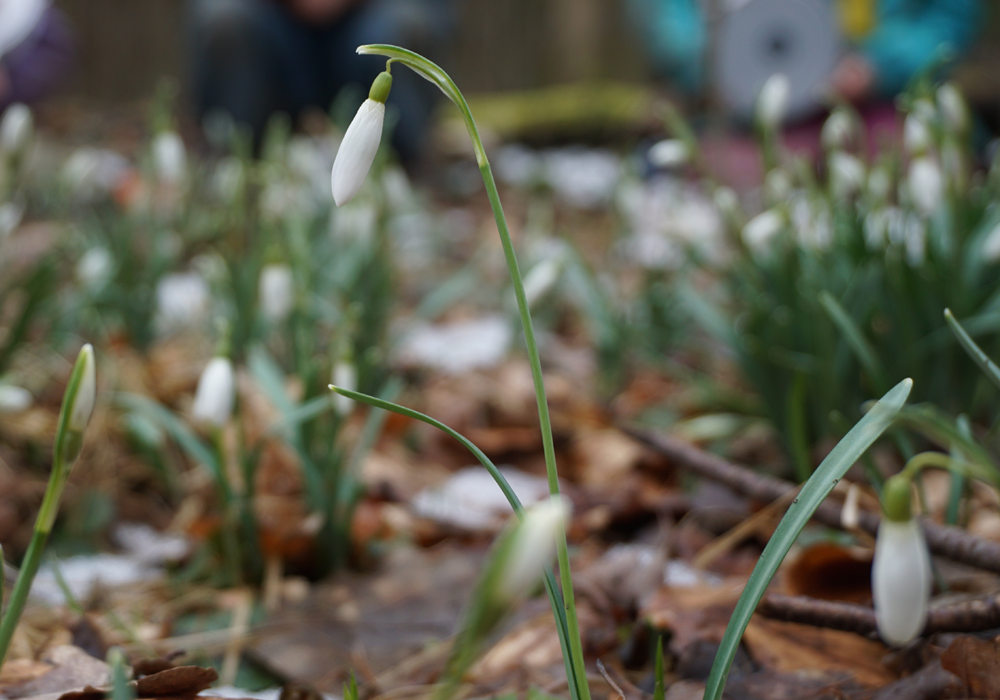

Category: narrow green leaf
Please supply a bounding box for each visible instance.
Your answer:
[703,378,912,700]
[819,291,887,392]
[329,385,582,700]
[944,308,1000,392]
[653,636,665,700]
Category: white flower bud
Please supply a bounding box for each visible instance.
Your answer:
[496,496,570,604]
[76,247,115,290]
[908,157,943,217]
[331,361,357,416]
[192,357,235,427]
[331,99,386,206]
[156,272,209,330]
[983,220,1000,262]
[0,385,32,413]
[522,257,562,308]
[821,110,854,151]
[648,139,690,168]
[903,114,932,156]
[0,103,33,159]
[756,74,790,130]
[259,264,295,322]
[872,517,931,645]
[742,209,784,255]
[937,83,968,135]
[152,131,188,186]
[764,169,792,203]
[829,151,866,199]
[68,344,96,433]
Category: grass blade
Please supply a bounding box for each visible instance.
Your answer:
[819,291,887,392]
[703,378,912,700]
[944,308,1000,392]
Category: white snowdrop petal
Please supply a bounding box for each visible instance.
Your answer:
[497,496,570,603]
[68,345,96,433]
[757,74,790,129]
[908,157,943,217]
[648,139,689,168]
[872,518,931,646]
[192,357,235,427]
[259,264,295,322]
[332,362,357,416]
[331,100,385,206]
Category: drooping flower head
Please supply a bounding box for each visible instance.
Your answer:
[331,70,393,206]
[872,474,931,646]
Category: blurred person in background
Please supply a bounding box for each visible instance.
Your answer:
[628,0,982,108]
[188,0,452,161]
[0,0,74,111]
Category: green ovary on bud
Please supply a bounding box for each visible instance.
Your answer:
[368,71,393,104]
[882,473,912,522]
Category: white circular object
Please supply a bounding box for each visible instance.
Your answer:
[0,0,48,58]
[715,0,841,123]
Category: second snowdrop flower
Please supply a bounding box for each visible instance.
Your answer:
[756,74,790,131]
[872,474,931,646]
[192,357,235,428]
[331,70,392,206]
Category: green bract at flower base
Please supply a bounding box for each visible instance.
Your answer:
[0,344,97,666]
[347,44,590,700]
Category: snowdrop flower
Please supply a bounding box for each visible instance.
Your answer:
[764,169,792,204]
[0,385,32,413]
[872,474,931,646]
[0,103,32,159]
[156,272,209,330]
[756,74,790,130]
[908,157,943,217]
[496,496,570,604]
[192,357,235,427]
[0,200,23,240]
[904,213,926,266]
[742,209,784,255]
[821,109,854,151]
[76,247,115,290]
[648,139,690,168]
[331,71,392,206]
[212,157,245,204]
[522,257,562,308]
[258,263,295,322]
[713,186,740,219]
[937,83,968,136]
[829,151,866,199]
[152,131,187,186]
[67,344,97,434]
[331,360,357,416]
[903,114,933,156]
[983,220,1000,262]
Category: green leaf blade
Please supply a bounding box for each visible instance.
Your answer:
[703,377,912,700]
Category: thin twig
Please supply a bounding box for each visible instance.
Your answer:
[624,426,1000,574]
[596,660,625,700]
[758,592,1000,637]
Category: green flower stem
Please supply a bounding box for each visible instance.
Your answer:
[0,454,68,665]
[357,43,591,700]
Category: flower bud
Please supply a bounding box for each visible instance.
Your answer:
[152,131,187,186]
[872,475,930,646]
[0,103,33,160]
[756,74,790,130]
[648,139,690,168]
[903,114,932,156]
[821,110,854,151]
[829,151,866,199]
[331,72,392,207]
[0,385,32,413]
[496,496,570,604]
[192,357,235,428]
[68,345,97,434]
[331,361,357,416]
[907,157,943,217]
[77,247,115,290]
[936,83,968,136]
[742,209,784,255]
[259,263,295,322]
[522,257,562,309]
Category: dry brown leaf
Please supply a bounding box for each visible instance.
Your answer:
[742,617,894,687]
[940,635,1000,699]
[784,542,873,603]
[571,428,645,489]
[6,646,109,700]
[135,666,219,697]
